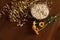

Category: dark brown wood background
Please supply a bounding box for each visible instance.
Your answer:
[0,0,60,40]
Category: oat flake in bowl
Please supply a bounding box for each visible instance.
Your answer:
[31,3,49,20]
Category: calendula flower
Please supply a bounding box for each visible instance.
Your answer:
[33,21,36,25]
[32,21,39,35]
[39,22,45,27]
[32,25,39,35]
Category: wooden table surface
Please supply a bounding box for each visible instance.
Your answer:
[0,0,60,40]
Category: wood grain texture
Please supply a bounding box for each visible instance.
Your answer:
[0,0,60,40]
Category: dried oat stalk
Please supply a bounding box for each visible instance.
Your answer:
[0,0,39,27]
